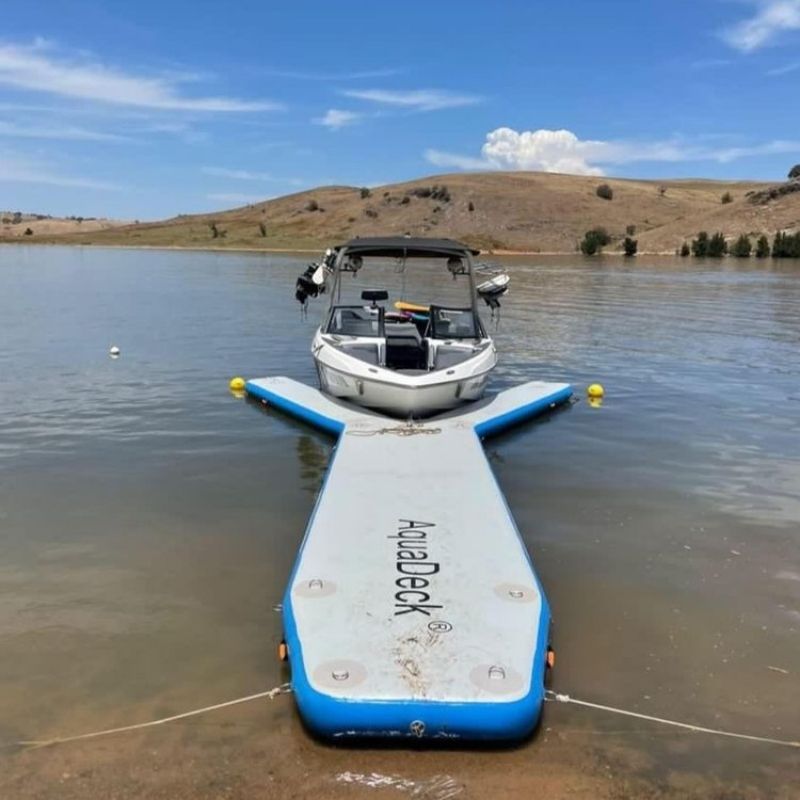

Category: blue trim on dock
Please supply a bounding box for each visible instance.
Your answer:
[245,380,345,436]
[474,384,573,439]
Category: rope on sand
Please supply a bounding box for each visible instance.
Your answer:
[10,683,292,750]
[544,690,800,749]
[8,683,798,750]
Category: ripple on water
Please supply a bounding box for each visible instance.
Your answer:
[0,247,798,796]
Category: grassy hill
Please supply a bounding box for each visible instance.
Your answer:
[7,171,800,254]
[1,212,125,238]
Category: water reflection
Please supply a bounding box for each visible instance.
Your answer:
[295,434,330,494]
[0,246,798,798]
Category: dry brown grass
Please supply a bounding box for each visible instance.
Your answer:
[0,213,126,238]
[7,171,800,254]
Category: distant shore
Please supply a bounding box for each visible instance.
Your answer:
[0,240,685,258]
[5,169,797,256]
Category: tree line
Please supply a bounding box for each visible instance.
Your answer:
[680,231,800,258]
[579,227,800,258]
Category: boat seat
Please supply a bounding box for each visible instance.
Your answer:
[385,323,427,370]
[385,322,421,341]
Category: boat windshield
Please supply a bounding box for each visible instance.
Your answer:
[428,306,482,339]
[329,252,476,311]
[326,305,384,337]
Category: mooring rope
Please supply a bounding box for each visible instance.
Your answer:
[348,425,442,437]
[7,683,798,751]
[10,683,291,750]
[544,690,800,749]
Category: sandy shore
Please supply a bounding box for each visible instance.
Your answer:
[4,692,792,800]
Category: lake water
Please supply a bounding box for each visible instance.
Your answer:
[0,245,798,799]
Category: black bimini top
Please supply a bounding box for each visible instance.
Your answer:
[336,236,480,258]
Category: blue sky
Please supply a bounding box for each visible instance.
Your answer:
[2,0,800,219]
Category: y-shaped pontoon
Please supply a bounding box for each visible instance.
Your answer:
[246,376,572,740]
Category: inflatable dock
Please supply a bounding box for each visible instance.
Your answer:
[246,376,572,741]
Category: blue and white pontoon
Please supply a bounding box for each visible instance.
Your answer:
[246,376,572,741]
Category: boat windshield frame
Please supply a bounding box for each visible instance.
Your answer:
[326,238,482,319]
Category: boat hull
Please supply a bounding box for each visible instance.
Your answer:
[312,328,497,417]
[315,360,492,417]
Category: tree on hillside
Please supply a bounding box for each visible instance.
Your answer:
[731,234,751,257]
[596,183,613,200]
[691,231,710,257]
[772,231,800,258]
[623,236,638,256]
[721,191,733,204]
[680,242,690,257]
[209,222,220,238]
[258,222,267,237]
[789,164,800,180]
[360,187,371,199]
[708,232,728,257]
[755,235,770,258]
[431,184,451,202]
[580,227,611,255]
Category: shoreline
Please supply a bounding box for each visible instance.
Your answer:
[0,240,686,258]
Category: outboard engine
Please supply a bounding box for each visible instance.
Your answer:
[295,248,336,307]
[295,264,320,306]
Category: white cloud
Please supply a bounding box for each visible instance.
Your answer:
[482,128,606,175]
[0,154,117,189]
[314,108,363,129]
[262,68,400,81]
[766,60,800,74]
[689,58,732,70]
[202,166,274,181]
[207,192,270,205]
[722,0,800,52]
[425,149,496,171]
[203,166,305,186]
[0,40,281,112]
[340,88,481,111]
[425,127,800,176]
[704,139,800,163]
[0,120,133,142]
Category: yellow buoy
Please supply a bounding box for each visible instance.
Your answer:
[229,376,246,392]
[587,383,604,399]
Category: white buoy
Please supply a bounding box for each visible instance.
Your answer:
[109,345,120,357]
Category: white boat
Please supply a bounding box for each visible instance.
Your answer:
[309,237,497,418]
